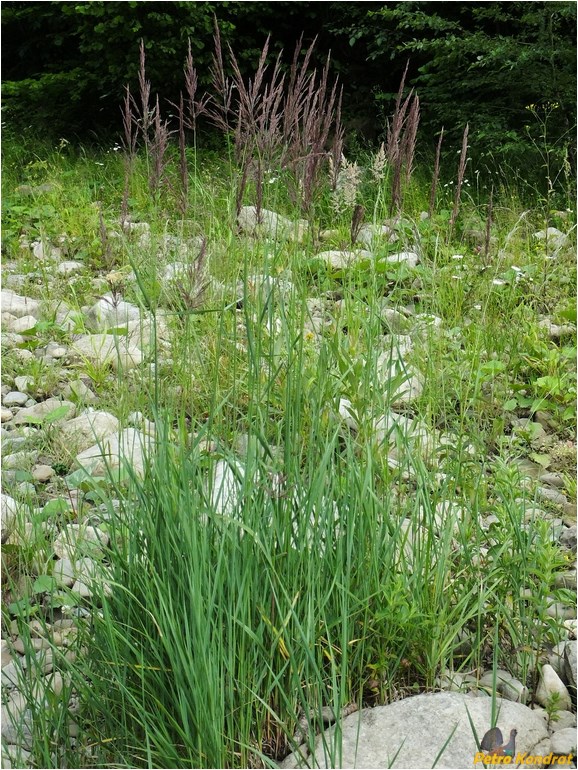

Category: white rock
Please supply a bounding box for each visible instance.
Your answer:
[210,459,244,516]
[52,558,78,588]
[376,351,424,405]
[550,710,576,730]
[61,379,97,403]
[280,691,548,769]
[76,428,152,479]
[1,333,25,348]
[338,399,358,432]
[11,348,34,363]
[534,227,567,249]
[0,290,40,318]
[70,334,142,370]
[536,486,568,506]
[237,206,308,242]
[3,392,29,407]
[384,251,419,268]
[355,223,396,248]
[550,728,577,756]
[0,408,13,423]
[46,342,67,358]
[379,307,411,334]
[2,450,39,469]
[535,664,572,711]
[549,641,568,678]
[4,314,37,333]
[314,250,372,270]
[12,398,75,426]
[13,376,34,393]
[60,410,120,452]
[1,691,34,749]
[85,295,142,331]
[56,261,84,276]
[1,495,19,541]
[564,640,576,690]
[53,524,108,561]
[31,464,55,482]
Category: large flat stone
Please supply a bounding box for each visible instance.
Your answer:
[280,692,548,769]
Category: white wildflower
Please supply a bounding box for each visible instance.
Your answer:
[371,142,387,183]
[331,154,362,215]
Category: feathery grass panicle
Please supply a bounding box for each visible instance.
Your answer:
[371,142,387,183]
[450,122,469,228]
[331,154,362,215]
[429,127,444,218]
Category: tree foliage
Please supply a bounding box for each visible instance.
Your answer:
[342,2,576,162]
[2,0,576,172]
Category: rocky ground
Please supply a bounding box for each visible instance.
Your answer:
[1,206,576,768]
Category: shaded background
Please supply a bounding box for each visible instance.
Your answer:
[2,1,576,168]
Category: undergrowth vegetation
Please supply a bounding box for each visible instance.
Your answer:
[1,32,576,770]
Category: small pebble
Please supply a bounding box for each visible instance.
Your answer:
[0,408,13,423]
[536,664,572,710]
[13,376,34,393]
[550,727,577,756]
[551,710,576,730]
[559,526,577,552]
[546,602,575,620]
[538,472,566,488]
[11,637,50,655]
[31,464,55,483]
[2,450,39,469]
[536,486,568,506]
[2,392,28,408]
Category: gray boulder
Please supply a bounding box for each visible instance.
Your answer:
[0,290,40,319]
[280,692,548,769]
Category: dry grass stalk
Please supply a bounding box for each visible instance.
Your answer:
[387,62,421,215]
[428,127,444,217]
[350,204,365,245]
[120,85,138,225]
[178,92,188,216]
[150,94,173,196]
[483,184,494,265]
[137,40,152,152]
[386,61,410,166]
[210,25,286,217]
[402,95,420,185]
[175,237,210,312]
[450,123,469,228]
[184,39,210,134]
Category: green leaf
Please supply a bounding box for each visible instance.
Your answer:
[7,597,39,618]
[43,404,73,424]
[480,360,507,376]
[529,453,551,469]
[40,498,71,520]
[33,574,58,594]
[557,304,577,324]
[503,398,518,411]
[65,467,99,490]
